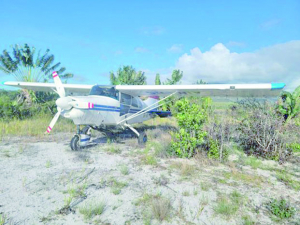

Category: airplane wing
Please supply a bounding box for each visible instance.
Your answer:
[3,81,92,95]
[3,81,285,97]
[116,83,285,97]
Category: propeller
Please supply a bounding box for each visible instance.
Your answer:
[46,107,62,133]
[46,71,95,134]
[45,71,66,133]
[52,71,65,98]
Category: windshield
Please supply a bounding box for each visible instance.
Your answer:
[89,86,119,100]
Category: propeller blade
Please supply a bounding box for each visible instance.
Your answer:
[46,108,62,133]
[69,101,94,109]
[52,71,65,98]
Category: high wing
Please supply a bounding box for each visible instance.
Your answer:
[116,83,285,97]
[3,81,92,95]
[3,81,285,97]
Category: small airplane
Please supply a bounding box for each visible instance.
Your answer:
[4,71,285,150]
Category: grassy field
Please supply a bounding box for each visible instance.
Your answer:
[0,115,74,138]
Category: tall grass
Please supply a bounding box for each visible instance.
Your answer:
[0,115,74,138]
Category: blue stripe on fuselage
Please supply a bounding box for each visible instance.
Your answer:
[86,104,170,115]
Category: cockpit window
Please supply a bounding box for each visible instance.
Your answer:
[120,93,132,105]
[89,86,119,99]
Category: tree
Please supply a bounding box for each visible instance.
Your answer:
[110,65,147,85]
[163,69,183,85]
[155,73,161,85]
[277,85,300,122]
[194,79,207,84]
[0,44,73,82]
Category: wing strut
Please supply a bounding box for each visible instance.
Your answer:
[117,92,177,125]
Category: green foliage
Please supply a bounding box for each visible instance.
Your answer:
[155,73,161,85]
[266,198,295,220]
[287,143,300,153]
[154,69,183,111]
[110,65,146,85]
[170,97,209,158]
[194,79,207,84]
[0,90,56,121]
[277,85,300,122]
[0,44,73,81]
[163,69,183,85]
[206,138,228,160]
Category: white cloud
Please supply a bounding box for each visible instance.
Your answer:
[135,47,149,53]
[175,41,300,90]
[168,44,183,53]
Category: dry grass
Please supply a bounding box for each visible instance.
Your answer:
[79,199,106,220]
[223,170,265,187]
[170,160,198,178]
[151,196,172,221]
[0,115,74,138]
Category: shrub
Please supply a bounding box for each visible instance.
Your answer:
[266,197,295,220]
[170,97,209,158]
[276,85,300,122]
[0,90,56,121]
[202,120,231,161]
[287,143,300,153]
[234,100,293,162]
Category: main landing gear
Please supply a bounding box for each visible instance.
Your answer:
[124,123,147,146]
[70,124,148,151]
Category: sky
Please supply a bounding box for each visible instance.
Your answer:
[0,0,299,90]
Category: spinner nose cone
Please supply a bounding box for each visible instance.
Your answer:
[56,97,72,110]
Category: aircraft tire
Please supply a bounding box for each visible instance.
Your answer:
[70,135,81,151]
[138,132,147,145]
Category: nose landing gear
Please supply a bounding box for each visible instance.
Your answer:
[70,125,92,151]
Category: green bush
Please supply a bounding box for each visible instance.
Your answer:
[205,138,228,160]
[277,85,300,122]
[170,97,210,158]
[287,143,300,153]
[0,90,56,121]
[266,197,295,220]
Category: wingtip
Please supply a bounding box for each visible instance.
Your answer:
[271,83,285,90]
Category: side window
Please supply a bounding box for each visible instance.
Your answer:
[121,93,132,105]
[137,98,143,108]
[132,97,139,108]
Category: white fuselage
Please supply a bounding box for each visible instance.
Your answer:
[61,95,155,126]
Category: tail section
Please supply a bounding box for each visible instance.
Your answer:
[143,96,171,118]
[143,96,159,110]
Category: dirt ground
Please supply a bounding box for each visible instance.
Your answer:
[0,132,299,225]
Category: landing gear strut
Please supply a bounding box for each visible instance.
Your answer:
[124,123,147,145]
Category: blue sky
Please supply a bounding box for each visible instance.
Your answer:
[0,0,299,89]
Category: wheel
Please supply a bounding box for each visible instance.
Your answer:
[70,135,81,151]
[82,126,91,135]
[138,132,147,145]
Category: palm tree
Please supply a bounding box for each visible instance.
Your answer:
[0,44,73,82]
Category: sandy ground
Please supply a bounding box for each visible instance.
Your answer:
[0,132,299,225]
